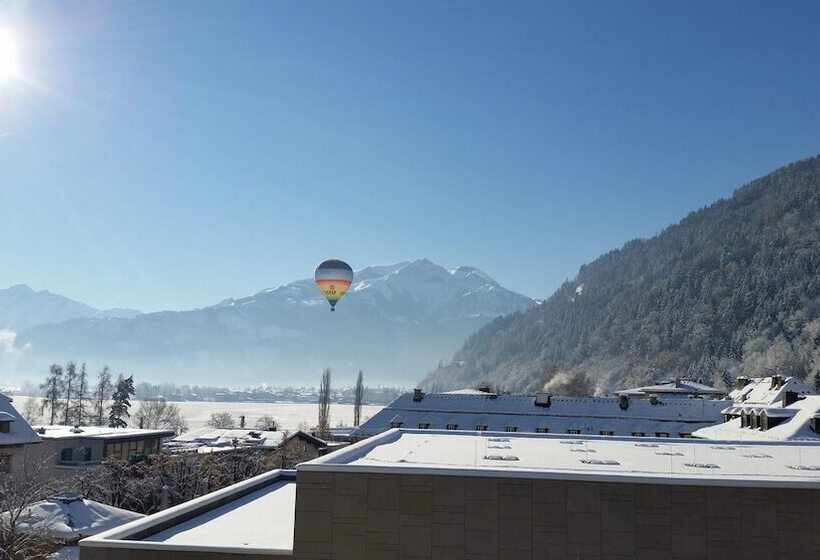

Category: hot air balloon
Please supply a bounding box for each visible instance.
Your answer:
[314,259,354,312]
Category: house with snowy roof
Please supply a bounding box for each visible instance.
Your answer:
[164,427,335,464]
[350,382,732,441]
[0,392,42,476]
[28,425,175,480]
[694,393,820,441]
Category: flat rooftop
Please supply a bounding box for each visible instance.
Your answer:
[34,425,175,440]
[144,479,295,549]
[302,429,820,488]
[80,470,295,557]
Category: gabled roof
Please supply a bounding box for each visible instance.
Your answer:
[693,395,820,441]
[0,393,41,447]
[729,376,815,406]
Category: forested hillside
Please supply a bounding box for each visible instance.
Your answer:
[422,156,820,393]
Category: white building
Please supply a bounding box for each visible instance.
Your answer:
[0,393,42,475]
[351,382,731,440]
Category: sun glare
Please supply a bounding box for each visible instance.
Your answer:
[0,28,20,81]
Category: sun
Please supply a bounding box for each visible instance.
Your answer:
[0,28,20,81]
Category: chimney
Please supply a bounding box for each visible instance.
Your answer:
[413,389,424,402]
[478,385,492,394]
[649,394,659,405]
[535,393,551,407]
[240,415,246,428]
[735,377,751,390]
[619,395,629,410]
[783,391,800,407]
[139,417,144,429]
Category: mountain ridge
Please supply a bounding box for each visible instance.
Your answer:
[422,155,820,394]
[2,260,534,386]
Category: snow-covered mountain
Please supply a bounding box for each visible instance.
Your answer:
[4,261,534,386]
[0,284,141,331]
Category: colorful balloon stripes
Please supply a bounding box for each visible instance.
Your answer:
[314,259,354,311]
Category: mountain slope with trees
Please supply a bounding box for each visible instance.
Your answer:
[422,156,820,393]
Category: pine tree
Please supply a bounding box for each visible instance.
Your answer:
[93,367,113,426]
[353,370,364,427]
[40,364,64,425]
[108,374,135,428]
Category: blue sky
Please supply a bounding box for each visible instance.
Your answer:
[1,1,819,312]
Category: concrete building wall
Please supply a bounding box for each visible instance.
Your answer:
[293,471,820,560]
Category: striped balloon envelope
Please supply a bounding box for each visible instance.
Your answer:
[314,259,354,311]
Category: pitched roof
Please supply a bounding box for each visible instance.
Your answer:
[0,393,41,447]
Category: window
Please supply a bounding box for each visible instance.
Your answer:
[679,433,693,438]
[60,448,73,462]
[631,432,645,437]
[445,424,458,430]
[389,420,403,429]
[655,432,670,438]
[535,427,549,434]
[505,426,518,433]
[0,421,10,434]
[475,425,488,432]
[599,430,614,436]
[567,429,581,435]
[81,447,92,461]
[417,422,430,429]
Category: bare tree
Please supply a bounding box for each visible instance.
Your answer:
[317,368,331,439]
[205,412,235,429]
[0,450,60,559]
[93,367,113,427]
[353,370,364,427]
[254,415,278,431]
[62,361,77,425]
[39,365,63,426]
[20,398,42,425]
[72,362,91,426]
[134,399,188,435]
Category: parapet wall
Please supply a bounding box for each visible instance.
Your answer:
[293,470,819,560]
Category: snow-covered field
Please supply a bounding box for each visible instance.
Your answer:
[12,396,383,432]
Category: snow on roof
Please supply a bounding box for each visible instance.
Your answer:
[351,391,727,439]
[143,480,295,549]
[33,425,175,440]
[81,470,296,555]
[166,427,286,454]
[304,429,820,488]
[0,393,42,447]
[729,376,815,406]
[616,379,726,397]
[10,496,143,540]
[693,396,820,441]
